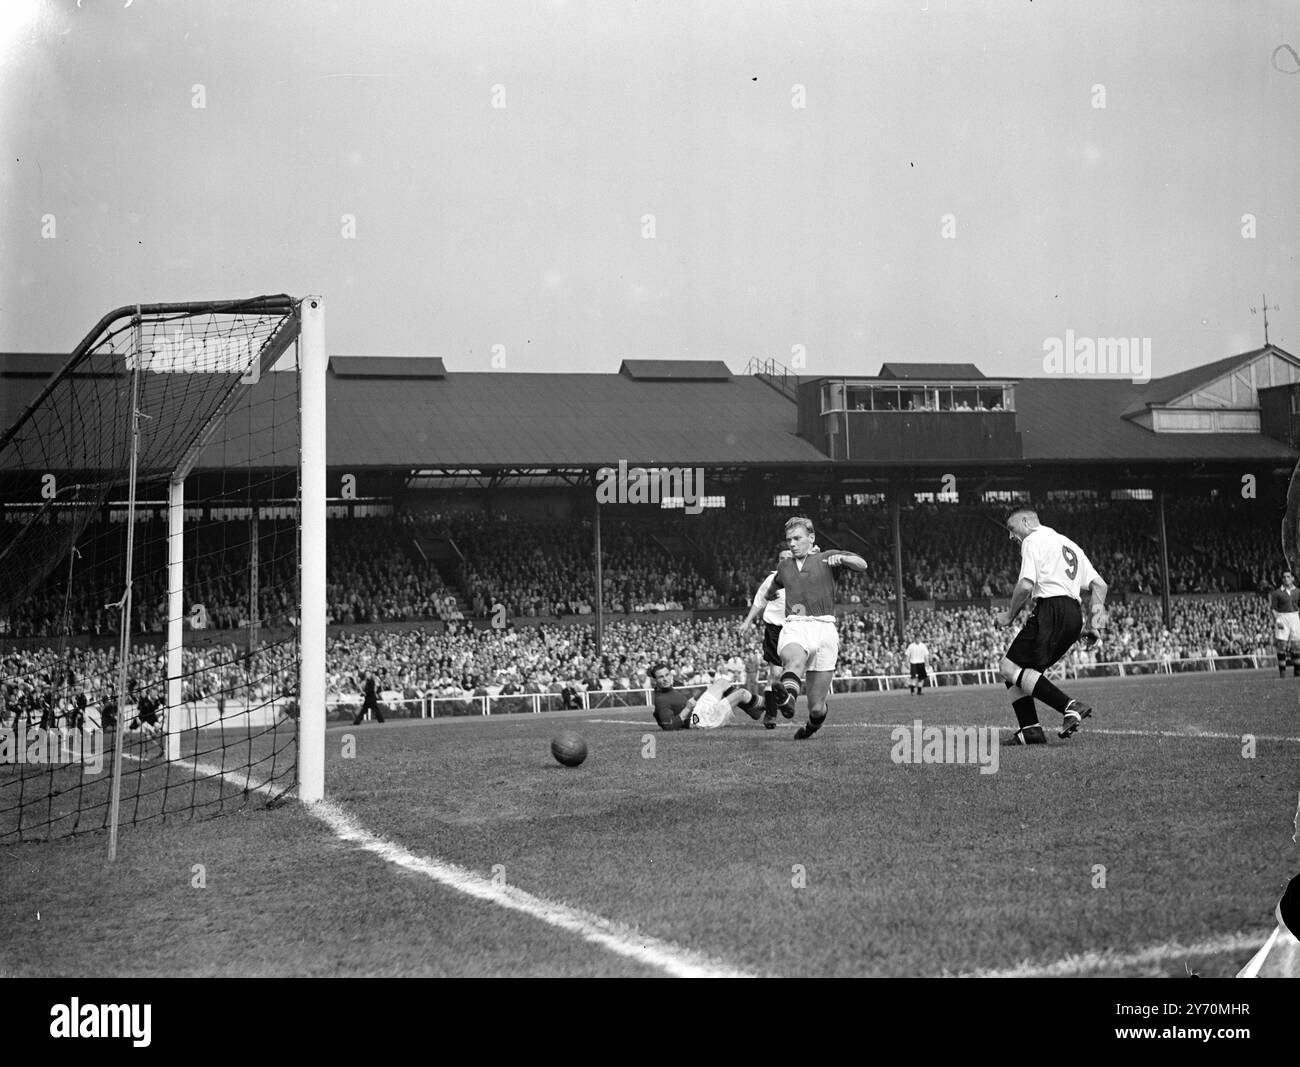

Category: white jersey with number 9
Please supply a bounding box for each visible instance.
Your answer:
[1017,526,1101,602]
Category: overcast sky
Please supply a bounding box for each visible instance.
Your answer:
[2,0,1297,380]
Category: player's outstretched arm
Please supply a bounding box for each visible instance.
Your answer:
[744,574,775,625]
[996,578,1035,626]
[823,552,867,572]
[1085,576,1109,634]
[1088,575,1108,614]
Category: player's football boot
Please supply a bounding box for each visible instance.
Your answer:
[1002,724,1047,746]
[793,714,825,740]
[775,672,803,718]
[1058,700,1092,739]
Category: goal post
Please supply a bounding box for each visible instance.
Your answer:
[298,297,326,803]
[0,294,326,845]
[165,476,184,763]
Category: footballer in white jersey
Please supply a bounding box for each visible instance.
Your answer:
[1014,523,1101,603]
[740,547,799,729]
[996,508,1108,746]
[905,640,929,695]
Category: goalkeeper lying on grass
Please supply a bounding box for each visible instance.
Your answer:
[649,663,763,730]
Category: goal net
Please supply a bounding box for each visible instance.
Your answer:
[0,296,326,846]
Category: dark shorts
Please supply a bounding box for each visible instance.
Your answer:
[909,662,927,681]
[762,622,783,666]
[1006,597,1083,671]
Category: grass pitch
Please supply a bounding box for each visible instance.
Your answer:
[2,672,1296,977]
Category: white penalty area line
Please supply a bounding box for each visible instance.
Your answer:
[848,723,1300,744]
[158,754,758,979]
[586,720,1300,743]
[959,929,1274,978]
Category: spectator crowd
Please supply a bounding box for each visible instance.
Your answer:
[0,495,1290,723]
[2,499,1288,641]
[2,593,1278,727]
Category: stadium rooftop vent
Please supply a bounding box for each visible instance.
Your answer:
[878,363,986,380]
[1118,344,1300,434]
[1121,349,1263,415]
[330,356,446,379]
[619,359,732,381]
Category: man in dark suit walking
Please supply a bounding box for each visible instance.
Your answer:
[353,668,387,726]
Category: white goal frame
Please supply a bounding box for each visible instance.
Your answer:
[157,297,325,802]
[0,295,327,850]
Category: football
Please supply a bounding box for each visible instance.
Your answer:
[551,730,588,768]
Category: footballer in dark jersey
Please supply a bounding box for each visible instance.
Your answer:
[1271,571,1300,678]
[649,662,763,731]
[767,517,867,740]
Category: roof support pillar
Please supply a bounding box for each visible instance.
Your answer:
[1156,488,1172,630]
[890,487,906,644]
[594,497,604,662]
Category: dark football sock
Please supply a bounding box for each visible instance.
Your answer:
[763,688,779,715]
[740,691,764,719]
[803,709,827,735]
[1030,675,1070,714]
[779,671,802,700]
[1012,696,1039,730]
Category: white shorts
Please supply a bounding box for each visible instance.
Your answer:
[691,692,734,730]
[1276,612,1300,644]
[777,615,840,673]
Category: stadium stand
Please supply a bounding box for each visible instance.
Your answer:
[3,345,1298,716]
[2,592,1276,723]
[1,499,1290,639]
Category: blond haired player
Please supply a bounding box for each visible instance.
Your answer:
[1270,571,1300,679]
[996,507,1108,745]
[768,517,867,740]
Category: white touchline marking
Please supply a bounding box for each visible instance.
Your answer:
[311,801,759,978]
[126,738,1279,981]
[958,929,1274,978]
[1080,727,1299,742]
[155,754,758,979]
[850,723,1300,743]
[589,720,1300,742]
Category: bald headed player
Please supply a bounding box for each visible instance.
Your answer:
[768,517,867,740]
[1271,571,1300,679]
[996,507,1108,745]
